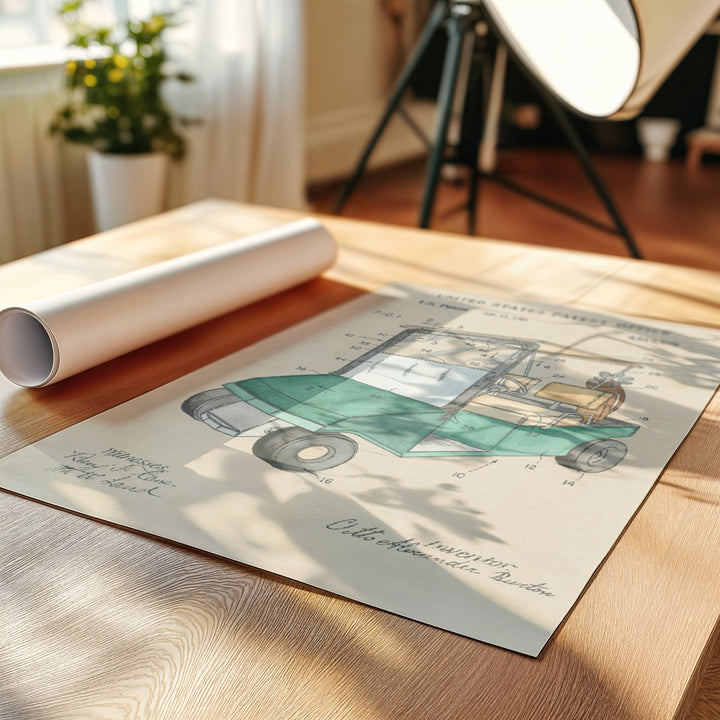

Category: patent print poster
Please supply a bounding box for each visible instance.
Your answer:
[2,285,719,656]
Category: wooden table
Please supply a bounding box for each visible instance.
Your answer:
[1,199,719,720]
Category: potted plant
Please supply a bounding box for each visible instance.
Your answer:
[50,0,193,231]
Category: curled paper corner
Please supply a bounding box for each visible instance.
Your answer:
[0,218,337,388]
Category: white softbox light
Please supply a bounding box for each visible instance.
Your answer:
[483,0,720,119]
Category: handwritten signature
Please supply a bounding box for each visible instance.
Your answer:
[48,448,174,498]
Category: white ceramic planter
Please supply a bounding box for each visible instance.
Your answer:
[636,117,682,163]
[87,151,169,232]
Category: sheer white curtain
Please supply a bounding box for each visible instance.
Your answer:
[169,0,307,211]
[0,0,306,263]
[0,65,72,264]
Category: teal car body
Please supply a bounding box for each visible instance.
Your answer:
[183,328,639,473]
[223,373,637,460]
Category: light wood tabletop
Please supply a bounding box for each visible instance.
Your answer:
[0,199,718,720]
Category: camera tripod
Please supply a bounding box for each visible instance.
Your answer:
[334,0,642,259]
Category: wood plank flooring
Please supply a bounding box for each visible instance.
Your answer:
[309,148,720,272]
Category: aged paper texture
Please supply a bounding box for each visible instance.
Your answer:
[2,285,719,656]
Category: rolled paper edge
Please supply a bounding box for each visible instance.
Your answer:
[0,307,59,387]
[0,219,337,388]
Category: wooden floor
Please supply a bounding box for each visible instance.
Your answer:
[309,148,720,273]
[310,147,720,720]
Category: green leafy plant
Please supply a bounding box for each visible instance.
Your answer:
[50,0,193,158]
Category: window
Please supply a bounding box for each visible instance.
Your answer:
[0,1,181,68]
[0,0,58,47]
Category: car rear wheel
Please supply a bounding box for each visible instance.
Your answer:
[555,438,627,473]
[252,426,358,472]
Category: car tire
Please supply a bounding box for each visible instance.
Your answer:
[181,387,239,420]
[555,438,628,473]
[253,426,358,472]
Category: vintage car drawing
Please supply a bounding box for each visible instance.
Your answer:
[182,328,639,474]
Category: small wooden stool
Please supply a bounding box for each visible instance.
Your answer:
[686,127,720,169]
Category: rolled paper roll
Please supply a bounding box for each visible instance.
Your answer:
[0,218,337,387]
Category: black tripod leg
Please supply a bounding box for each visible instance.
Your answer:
[335,0,447,214]
[540,89,643,259]
[418,11,472,228]
[467,160,480,234]
[466,38,499,235]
